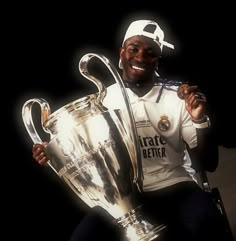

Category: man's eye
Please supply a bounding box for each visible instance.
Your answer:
[150,54,158,58]
[128,47,138,53]
[147,51,157,57]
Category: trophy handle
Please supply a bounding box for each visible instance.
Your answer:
[79,53,143,192]
[79,53,107,104]
[22,98,59,173]
[22,98,51,144]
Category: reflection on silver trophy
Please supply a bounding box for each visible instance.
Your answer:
[22,53,166,241]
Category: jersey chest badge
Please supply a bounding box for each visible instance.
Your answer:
[158,115,171,131]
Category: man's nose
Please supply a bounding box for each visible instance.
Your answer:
[135,50,146,62]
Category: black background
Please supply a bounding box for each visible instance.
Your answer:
[7,2,236,240]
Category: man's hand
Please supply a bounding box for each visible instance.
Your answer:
[177,84,206,121]
[32,142,49,165]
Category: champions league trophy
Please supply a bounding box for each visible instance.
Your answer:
[22,53,166,241]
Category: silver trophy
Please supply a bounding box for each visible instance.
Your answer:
[22,53,166,241]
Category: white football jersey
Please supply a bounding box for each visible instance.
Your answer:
[103,83,197,191]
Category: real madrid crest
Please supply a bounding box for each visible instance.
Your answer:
[158,115,171,131]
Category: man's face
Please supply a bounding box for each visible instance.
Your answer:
[120,35,161,84]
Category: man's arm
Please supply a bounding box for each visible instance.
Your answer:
[187,126,219,172]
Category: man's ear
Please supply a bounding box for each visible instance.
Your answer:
[151,56,159,68]
[157,55,162,63]
[119,47,125,69]
[119,47,124,59]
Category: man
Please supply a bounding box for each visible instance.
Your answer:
[33,19,226,241]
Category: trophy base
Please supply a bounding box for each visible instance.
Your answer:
[117,206,167,241]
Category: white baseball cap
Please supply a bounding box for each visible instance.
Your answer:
[119,20,174,69]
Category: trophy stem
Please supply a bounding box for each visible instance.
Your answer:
[117,206,167,241]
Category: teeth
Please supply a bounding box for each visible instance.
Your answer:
[132,65,145,71]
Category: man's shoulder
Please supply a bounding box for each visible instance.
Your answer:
[107,83,119,90]
[103,83,124,109]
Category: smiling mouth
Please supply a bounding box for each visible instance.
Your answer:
[132,65,145,71]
